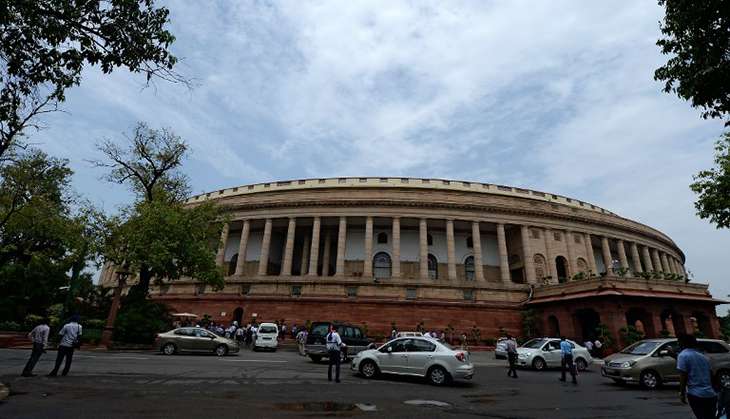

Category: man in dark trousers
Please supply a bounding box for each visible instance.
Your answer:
[559,336,577,384]
[505,334,518,378]
[21,317,50,377]
[326,324,343,383]
[48,314,82,377]
[677,333,717,419]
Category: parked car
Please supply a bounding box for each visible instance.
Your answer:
[351,336,475,386]
[157,327,239,356]
[517,338,592,371]
[305,322,372,363]
[253,322,279,351]
[601,338,730,389]
[494,337,509,359]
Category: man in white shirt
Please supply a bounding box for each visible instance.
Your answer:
[326,325,343,383]
[21,317,50,377]
[48,315,82,377]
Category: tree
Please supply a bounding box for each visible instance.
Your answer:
[655,0,730,125]
[691,132,730,229]
[0,0,184,159]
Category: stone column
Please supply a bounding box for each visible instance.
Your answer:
[234,219,250,276]
[392,217,401,278]
[446,219,457,280]
[471,221,484,281]
[629,242,643,273]
[641,245,654,272]
[281,217,297,276]
[651,249,663,273]
[667,256,676,274]
[308,217,321,276]
[584,233,598,274]
[363,216,374,277]
[521,226,536,284]
[215,222,230,267]
[300,235,310,275]
[601,236,613,274]
[497,223,510,283]
[419,218,429,280]
[322,230,332,277]
[543,228,556,281]
[565,230,577,278]
[258,218,273,275]
[335,216,347,276]
[660,252,670,274]
[616,239,629,271]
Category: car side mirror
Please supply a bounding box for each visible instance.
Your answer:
[387,346,393,353]
[658,350,669,357]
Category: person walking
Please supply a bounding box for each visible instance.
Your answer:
[559,336,577,384]
[296,328,308,356]
[47,315,82,377]
[584,340,594,356]
[593,338,603,358]
[326,325,343,383]
[21,317,50,377]
[677,333,717,419]
[505,334,518,379]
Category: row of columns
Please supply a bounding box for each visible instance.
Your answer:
[217,217,686,282]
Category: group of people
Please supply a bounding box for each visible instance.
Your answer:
[20,315,83,378]
[583,338,604,358]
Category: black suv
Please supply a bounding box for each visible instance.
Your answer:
[304,322,372,362]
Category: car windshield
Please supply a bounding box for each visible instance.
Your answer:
[621,341,661,355]
[259,326,276,334]
[521,339,545,349]
[311,324,329,336]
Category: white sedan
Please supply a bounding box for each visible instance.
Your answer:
[351,336,475,386]
[517,338,592,371]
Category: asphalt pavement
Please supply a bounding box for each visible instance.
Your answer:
[0,347,694,419]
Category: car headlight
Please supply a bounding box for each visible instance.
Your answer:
[618,361,636,368]
[518,353,528,359]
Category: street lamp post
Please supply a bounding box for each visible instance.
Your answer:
[99,267,130,349]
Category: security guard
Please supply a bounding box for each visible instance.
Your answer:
[326,325,343,382]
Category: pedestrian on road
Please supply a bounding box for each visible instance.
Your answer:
[21,317,50,377]
[326,325,343,383]
[296,328,308,356]
[47,314,82,377]
[593,338,603,358]
[584,340,593,355]
[559,336,577,384]
[505,334,518,379]
[677,333,717,419]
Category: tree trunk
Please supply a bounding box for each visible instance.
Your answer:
[128,265,152,302]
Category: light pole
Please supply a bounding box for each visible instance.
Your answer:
[100,266,130,349]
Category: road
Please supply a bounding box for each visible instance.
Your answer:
[0,347,693,419]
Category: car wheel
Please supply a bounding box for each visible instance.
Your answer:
[162,343,176,355]
[532,357,546,371]
[640,370,661,390]
[575,358,588,371]
[309,355,322,363]
[360,360,378,379]
[717,370,730,388]
[427,365,450,386]
[215,344,228,357]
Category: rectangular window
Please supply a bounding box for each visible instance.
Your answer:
[554,231,562,241]
[346,286,358,298]
[380,178,389,182]
[442,180,450,185]
[241,284,251,295]
[338,178,347,184]
[277,181,291,186]
[319,179,326,184]
[298,179,306,184]
[359,178,368,182]
[401,178,409,183]
[574,234,582,244]
[291,285,302,297]
[463,289,474,301]
[462,182,471,187]
[530,229,540,239]
[406,288,417,300]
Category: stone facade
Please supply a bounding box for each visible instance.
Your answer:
[101,177,721,347]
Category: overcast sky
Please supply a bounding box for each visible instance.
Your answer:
[32,1,729,309]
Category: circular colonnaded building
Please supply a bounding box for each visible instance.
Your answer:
[102,177,723,344]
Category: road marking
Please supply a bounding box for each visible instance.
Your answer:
[219,359,288,363]
[108,357,150,360]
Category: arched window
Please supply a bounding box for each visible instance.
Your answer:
[373,252,392,279]
[464,256,475,281]
[427,254,438,279]
[228,253,239,276]
[466,236,473,248]
[427,234,433,246]
[377,232,388,244]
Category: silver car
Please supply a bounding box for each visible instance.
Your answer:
[351,336,475,386]
[517,338,592,371]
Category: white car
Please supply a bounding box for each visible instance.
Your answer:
[351,336,475,386]
[253,323,279,351]
[517,338,592,371]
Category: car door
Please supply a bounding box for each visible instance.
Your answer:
[377,339,409,374]
[543,340,563,367]
[193,328,216,351]
[405,338,437,376]
[698,341,730,374]
[654,341,680,382]
[174,328,197,351]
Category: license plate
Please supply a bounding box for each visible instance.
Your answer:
[263,337,271,340]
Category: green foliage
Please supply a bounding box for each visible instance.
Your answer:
[615,267,630,277]
[521,309,540,339]
[655,0,730,124]
[0,321,22,331]
[637,271,653,280]
[595,323,615,350]
[691,133,730,229]
[571,272,587,281]
[114,298,171,344]
[0,1,182,158]
[620,325,645,345]
[659,329,672,338]
[81,328,102,346]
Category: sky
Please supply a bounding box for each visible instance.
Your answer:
[29,1,729,309]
